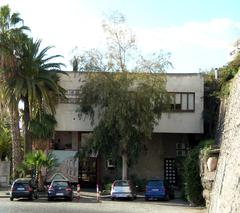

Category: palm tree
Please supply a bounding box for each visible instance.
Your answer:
[29,111,57,151]
[17,150,56,190]
[0,5,29,178]
[9,38,66,154]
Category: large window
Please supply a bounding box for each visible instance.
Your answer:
[170,92,195,112]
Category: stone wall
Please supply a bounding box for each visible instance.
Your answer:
[0,161,10,187]
[208,72,240,213]
[200,148,219,208]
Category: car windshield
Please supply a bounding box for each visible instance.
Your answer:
[14,183,29,188]
[114,181,129,186]
[147,180,163,187]
[52,181,69,188]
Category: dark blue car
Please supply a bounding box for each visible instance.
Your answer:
[145,179,174,201]
[47,179,73,201]
[10,178,38,201]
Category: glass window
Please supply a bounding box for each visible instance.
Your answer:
[188,94,194,110]
[181,94,187,110]
[175,93,181,110]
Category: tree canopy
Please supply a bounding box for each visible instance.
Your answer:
[76,12,171,180]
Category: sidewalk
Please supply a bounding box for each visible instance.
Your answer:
[0,187,107,199]
[0,187,10,198]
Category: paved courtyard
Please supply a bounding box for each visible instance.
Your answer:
[0,196,205,213]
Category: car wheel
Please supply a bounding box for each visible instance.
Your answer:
[10,197,13,201]
[29,194,33,201]
[165,194,170,201]
[34,192,39,199]
[111,197,115,201]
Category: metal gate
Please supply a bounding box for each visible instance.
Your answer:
[164,158,177,186]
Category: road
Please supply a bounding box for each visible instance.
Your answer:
[0,197,205,213]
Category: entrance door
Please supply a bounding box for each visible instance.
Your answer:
[79,157,97,187]
[164,158,177,186]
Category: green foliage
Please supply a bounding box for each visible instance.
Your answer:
[76,13,171,179]
[0,125,11,161]
[183,139,214,206]
[203,71,220,138]
[78,72,170,167]
[17,150,56,181]
[130,174,146,192]
[29,112,57,140]
[216,53,240,98]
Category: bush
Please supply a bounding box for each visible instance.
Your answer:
[130,174,146,193]
[183,139,214,206]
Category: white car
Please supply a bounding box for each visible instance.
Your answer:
[110,180,136,200]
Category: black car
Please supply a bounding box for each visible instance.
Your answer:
[10,178,38,201]
[47,179,73,201]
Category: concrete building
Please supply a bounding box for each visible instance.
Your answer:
[49,72,204,187]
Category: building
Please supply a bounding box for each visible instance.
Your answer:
[48,72,204,187]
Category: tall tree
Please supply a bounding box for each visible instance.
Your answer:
[10,38,66,154]
[77,13,171,180]
[0,5,29,178]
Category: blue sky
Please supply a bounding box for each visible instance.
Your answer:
[1,0,240,72]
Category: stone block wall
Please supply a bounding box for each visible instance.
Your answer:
[208,72,240,213]
[0,161,10,187]
[200,148,219,208]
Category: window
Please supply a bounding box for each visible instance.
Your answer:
[176,142,189,157]
[169,92,195,112]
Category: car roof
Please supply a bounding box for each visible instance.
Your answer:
[14,178,32,183]
[51,179,69,182]
[147,179,164,182]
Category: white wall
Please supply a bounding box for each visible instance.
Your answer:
[55,72,203,134]
[154,74,204,133]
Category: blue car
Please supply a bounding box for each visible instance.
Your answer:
[47,179,73,201]
[145,179,174,201]
[10,178,38,201]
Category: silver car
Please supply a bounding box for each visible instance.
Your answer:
[110,180,136,200]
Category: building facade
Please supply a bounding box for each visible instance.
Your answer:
[49,72,204,187]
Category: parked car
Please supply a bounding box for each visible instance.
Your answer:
[145,179,174,201]
[47,179,73,201]
[10,178,38,201]
[110,180,136,200]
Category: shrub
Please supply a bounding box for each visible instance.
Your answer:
[183,139,214,206]
[130,174,146,192]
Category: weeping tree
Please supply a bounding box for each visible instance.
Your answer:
[76,12,171,180]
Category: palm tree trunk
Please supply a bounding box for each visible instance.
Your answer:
[9,103,22,179]
[23,98,32,155]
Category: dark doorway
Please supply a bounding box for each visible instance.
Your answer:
[79,157,97,188]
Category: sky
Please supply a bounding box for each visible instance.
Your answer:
[1,0,240,73]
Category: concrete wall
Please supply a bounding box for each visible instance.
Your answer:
[55,72,204,134]
[208,73,240,213]
[101,133,190,181]
[0,161,10,187]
